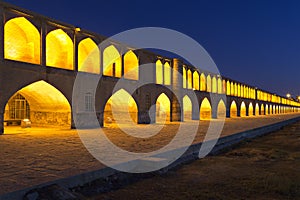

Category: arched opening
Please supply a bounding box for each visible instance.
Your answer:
[78,38,100,74]
[193,71,199,90]
[266,105,269,115]
[217,100,226,119]
[231,82,234,96]
[104,89,138,127]
[270,105,273,114]
[276,106,279,114]
[217,78,222,94]
[156,93,171,123]
[212,76,217,93]
[182,67,187,88]
[4,81,71,130]
[261,104,265,115]
[249,103,254,116]
[183,95,192,120]
[200,98,212,120]
[206,75,212,92]
[230,101,238,118]
[4,17,40,64]
[103,45,122,77]
[255,103,260,116]
[200,73,206,91]
[124,50,139,80]
[226,81,231,95]
[187,70,192,89]
[273,105,276,114]
[240,102,247,117]
[156,60,163,84]
[164,62,171,85]
[46,29,73,70]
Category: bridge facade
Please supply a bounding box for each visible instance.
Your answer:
[0,2,299,134]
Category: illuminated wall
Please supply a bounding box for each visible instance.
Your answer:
[187,70,192,89]
[200,98,211,120]
[261,104,265,115]
[266,105,269,115]
[206,75,211,92]
[104,89,137,126]
[218,78,222,94]
[124,50,139,80]
[4,17,40,64]
[255,103,260,115]
[249,103,254,116]
[182,67,187,88]
[78,38,100,74]
[200,73,206,91]
[226,81,231,95]
[103,45,122,77]
[164,62,171,85]
[156,93,171,123]
[230,101,238,117]
[231,82,234,96]
[240,102,247,117]
[193,71,199,90]
[217,100,226,119]
[156,60,163,84]
[183,95,192,120]
[46,29,73,70]
[212,76,217,93]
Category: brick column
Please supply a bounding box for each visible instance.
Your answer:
[171,58,183,122]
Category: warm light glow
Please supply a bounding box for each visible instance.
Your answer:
[156,60,163,84]
[206,75,212,92]
[156,93,171,123]
[193,71,199,90]
[286,93,291,98]
[217,100,226,119]
[230,101,237,117]
[164,62,171,85]
[182,67,187,88]
[261,104,265,115]
[200,98,212,120]
[249,103,254,116]
[212,76,217,93]
[183,95,192,120]
[226,81,231,95]
[103,45,122,77]
[255,103,260,115]
[231,82,234,96]
[4,17,40,64]
[240,102,247,117]
[46,29,73,70]
[217,78,222,94]
[124,50,139,80]
[200,73,206,91]
[187,70,192,89]
[78,38,100,74]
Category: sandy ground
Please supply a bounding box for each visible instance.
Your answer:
[93,118,300,200]
[0,113,299,195]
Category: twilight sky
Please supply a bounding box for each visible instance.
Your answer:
[5,0,300,97]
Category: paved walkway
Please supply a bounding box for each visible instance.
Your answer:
[0,113,299,195]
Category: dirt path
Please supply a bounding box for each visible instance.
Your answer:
[92,120,300,200]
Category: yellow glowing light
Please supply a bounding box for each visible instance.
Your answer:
[75,27,81,32]
[217,100,226,119]
[4,17,40,64]
[103,45,122,77]
[78,38,100,74]
[230,101,237,117]
[164,62,171,85]
[156,93,171,123]
[200,73,206,91]
[156,60,163,84]
[46,29,73,70]
[206,75,211,92]
[226,81,231,95]
[182,67,187,88]
[240,102,247,117]
[193,71,199,90]
[187,70,192,89]
[212,76,217,93]
[124,50,139,80]
[218,78,222,94]
[261,104,265,115]
[255,103,260,116]
[249,103,254,116]
[183,95,192,120]
[200,98,212,120]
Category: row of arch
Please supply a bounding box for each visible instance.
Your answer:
[4,17,139,80]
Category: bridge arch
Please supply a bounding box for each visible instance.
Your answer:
[212,76,217,93]
[200,97,212,120]
[187,69,192,89]
[155,93,171,123]
[4,17,40,64]
[46,29,73,70]
[4,80,71,131]
[164,62,171,85]
[156,60,163,84]
[183,95,192,120]
[248,102,254,116]
[78,38,100,74]
[206,75,212,92]
[217,99,226,119]
[103,45,122,77]
[124,50,139,80]
[240,101,247,117]
[230,100,238,117]
[193,71,200,90]
[255,103,260,115]
[261,104,265,115]
[200,73,206,91]
[266,104,269,115]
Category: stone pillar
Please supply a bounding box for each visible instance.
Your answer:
[137,92,152,124]
[0,111,3,134]
[97,111,104,127]
[0,6,4,63]
[73,29,79,71]
[171,58,183,122]
[41,21,47,67]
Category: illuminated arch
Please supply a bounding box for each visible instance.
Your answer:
[103,45,122,77]
[217,78,222,94]
[270,105,273,114]
[156,60,163,84]
[206,75,212,92]
[249,103,254,116]
[164,62,171,85]
[212,76,217,93]
[240,102,247,117]
[276,105,279,114]
[223,80,226,94]
[124,50,139,80]
[234,83,238,96]
[104,89,138,126]
[193,71,199,90]
[261,104,265,115]
[78,38,100,74]
[237,84,241,97]
[230,101,238,117]
[266,105,269,115]
[183,95,192,120]
[187,70,192,89]
[217,100,226,119]
[4,17,40,64]
[241,85,244,97]
[182,67,187,88]
[231,82,234,96]
[4,80,71,130]
[46,29,73,70]
[200,98,212,120]
[255,103,260,115]
[226,81,231,95]
[200,73,206,91]
[156,93,171,123]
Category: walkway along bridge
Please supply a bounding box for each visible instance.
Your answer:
[0,2,299,134]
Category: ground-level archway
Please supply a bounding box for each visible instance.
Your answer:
[155,93,171,124]
[230,101,238,118]
[4,80,71,130]
[249,103,254,116]
[183,95,192,121]
[200,98,212,120]
[240,102,247,117]
[217,100,226,119]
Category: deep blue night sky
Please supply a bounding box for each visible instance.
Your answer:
[4,0,300,97]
